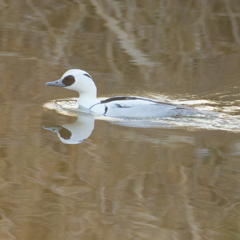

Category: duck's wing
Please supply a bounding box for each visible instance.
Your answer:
[101,96,195,118]
[101,96,176,106]
[101,96,190,109]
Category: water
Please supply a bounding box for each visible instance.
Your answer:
[1,1,240,239]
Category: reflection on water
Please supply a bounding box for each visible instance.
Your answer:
[44,112,95,144]
[1,0,240,239]
[44,97,240,134]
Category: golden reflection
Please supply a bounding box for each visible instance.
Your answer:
[1,0,240,239]
[3,104,240,240]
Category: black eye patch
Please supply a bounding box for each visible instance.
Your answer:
[59,127,72,140]
[83,73,92,79]
[62,75,75,86]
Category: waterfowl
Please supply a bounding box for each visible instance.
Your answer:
[46,69,199,118]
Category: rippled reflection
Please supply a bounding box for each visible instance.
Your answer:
[40,106,240,240]
[1,0,240,239]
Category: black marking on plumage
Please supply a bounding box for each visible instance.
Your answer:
[114,103,131,108]
[59,127,72,140]
[88,96,189,114]
[100,96,178,107]
[62,75,75,86]
[104,106,108,115]
[83,73,92,79]
[101,96,139,103]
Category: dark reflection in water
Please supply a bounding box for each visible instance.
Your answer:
[1,0,240,239]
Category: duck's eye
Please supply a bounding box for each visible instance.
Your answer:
[59,127,71,140]
[62,75,75,86]
[83,73,92,79]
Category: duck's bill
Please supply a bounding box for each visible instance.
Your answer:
[45,80,65,87]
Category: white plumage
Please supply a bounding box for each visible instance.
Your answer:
[46,69,199,118]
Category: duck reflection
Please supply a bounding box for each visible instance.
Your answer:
[43,101,240,145]
[44,113,95,144]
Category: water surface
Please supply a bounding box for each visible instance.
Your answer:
[1,1,240,239]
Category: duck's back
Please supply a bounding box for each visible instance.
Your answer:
[92,97,198,118]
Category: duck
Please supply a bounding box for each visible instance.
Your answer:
[45,69,200,118]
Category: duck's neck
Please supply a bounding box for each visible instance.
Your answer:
[77,92,100,109]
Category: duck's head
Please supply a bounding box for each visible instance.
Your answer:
[46,69,97,95]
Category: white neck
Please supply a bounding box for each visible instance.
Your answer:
[77,92,100,109]
[65,74,100,109]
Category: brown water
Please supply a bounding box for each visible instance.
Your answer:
[1,1,240,239]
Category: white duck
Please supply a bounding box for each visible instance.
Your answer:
[46,69,199,118]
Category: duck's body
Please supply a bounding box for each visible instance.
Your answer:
[89,96,197,118]
[46,69,199,118]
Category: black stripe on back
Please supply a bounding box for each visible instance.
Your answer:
[100,96,175,106]
[101,96,150,103]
